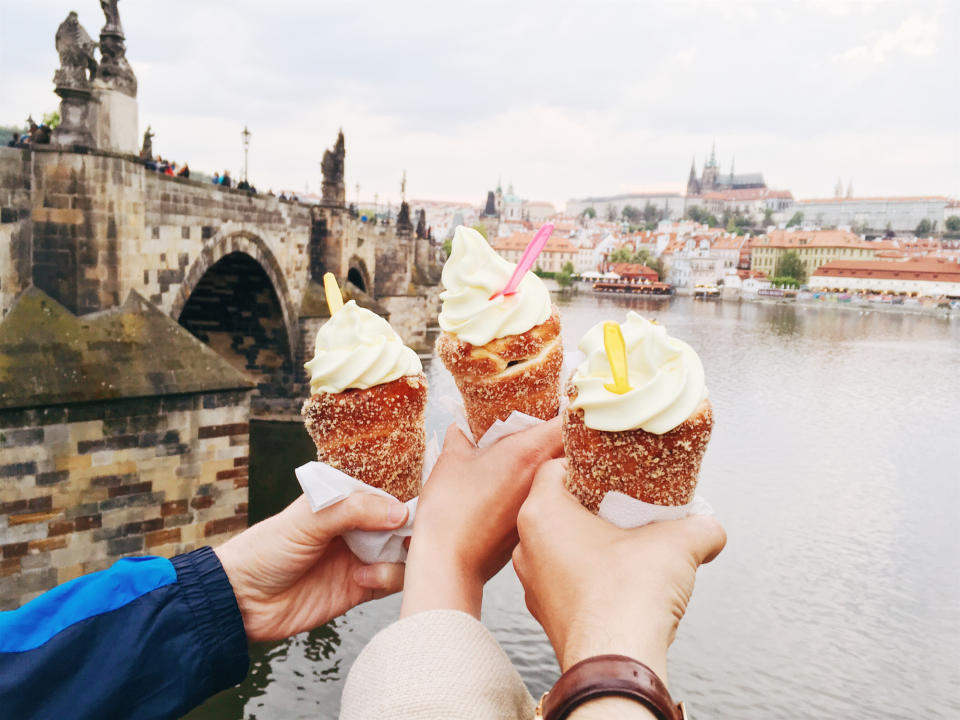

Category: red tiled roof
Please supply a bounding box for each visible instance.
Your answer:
[812,258,960,282]
[493,231,578,254]
[757,230,896,251]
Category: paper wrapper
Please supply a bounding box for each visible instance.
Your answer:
[295,434,440,565]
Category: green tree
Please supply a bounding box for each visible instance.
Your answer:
[557,261,575,289]
[771,276,799,288]
[643,202,662,224]
[606,205,618,222]
[621,205,642,223]
[42,111,60,130]
[946,215,960,232]
[608,247,633,263]
[774,250,807,284]
[582,207,597,219]
[441,237,452,257]
[915,219,933,236]
[726,215,737,233]
[471,223,488,239]
[786,211,803,228]
[762,208,774,227]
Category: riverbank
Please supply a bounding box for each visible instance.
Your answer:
[571,281,957,320]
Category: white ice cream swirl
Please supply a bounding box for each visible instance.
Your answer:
[438,225,551,347]
[305,300,422,394]
[570,312,708,434]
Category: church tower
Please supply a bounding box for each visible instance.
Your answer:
[701,142,719,191]
[686,157,701,196]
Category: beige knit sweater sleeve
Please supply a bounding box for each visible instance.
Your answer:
[339,609,537,719]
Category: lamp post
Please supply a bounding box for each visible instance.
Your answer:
[241,125,251,183]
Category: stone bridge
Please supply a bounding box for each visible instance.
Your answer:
[0,135,442,415]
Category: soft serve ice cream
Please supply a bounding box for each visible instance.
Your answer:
[569,312,707,434]
[305,300,422,394]
[435,225,563,441]
[301,299,427,502]
[562,312,713,510]
[438,226,551,346]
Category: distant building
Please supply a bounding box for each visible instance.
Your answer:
[492,230,579,273]
[686,144,766,196]
[810,257,960,297]
[792,196,950,232]
[751,229,897,279]
[565,193,686,223]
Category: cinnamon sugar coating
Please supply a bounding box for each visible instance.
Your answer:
[562,382,713,511]
[436,306,562,442]
[301,374,427,502]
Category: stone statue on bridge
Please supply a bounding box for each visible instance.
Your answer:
[140,125,154,160]
[97,0,137,97]
[321,130,346,206]
[100,0,123,35]
[54,12,98,90]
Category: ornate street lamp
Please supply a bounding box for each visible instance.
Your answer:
[241,125,251,183]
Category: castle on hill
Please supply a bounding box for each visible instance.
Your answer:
[686,144,767,196]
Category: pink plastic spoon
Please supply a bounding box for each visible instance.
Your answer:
[490,222,555,300]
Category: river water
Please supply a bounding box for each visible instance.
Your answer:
[186,294,960,719]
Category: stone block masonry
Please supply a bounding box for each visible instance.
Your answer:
[0,390,252,610]
[0,287,255,610]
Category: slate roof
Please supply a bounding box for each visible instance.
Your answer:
[0,288,254,410]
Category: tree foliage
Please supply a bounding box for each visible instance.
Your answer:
[606,205,618,222]
[686,205,719,227]
[786,211,804,228]
[556,261,575,289]
[774,250,806,284]
[471,223,488,239]
[441,238,452,257]
[946,215,960,232]
[915,219,934,236]
[770,276,800,288]
[582,207,597,219]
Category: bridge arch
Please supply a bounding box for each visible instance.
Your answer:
[347,256,371,294]
[172,231,299,411]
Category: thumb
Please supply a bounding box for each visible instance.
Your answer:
[287,492,408,544]
[674,514,727,566]
[520,458,596,537]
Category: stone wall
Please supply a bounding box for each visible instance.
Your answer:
[0,389,251,610]
[0,148,34,319]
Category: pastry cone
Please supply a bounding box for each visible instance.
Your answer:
[563,382,713,512]
[436,306,563,442]
[301,373,427,502]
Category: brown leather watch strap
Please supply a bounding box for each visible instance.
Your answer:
[539,655,684,720]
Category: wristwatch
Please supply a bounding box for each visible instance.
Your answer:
[535,655,687,720]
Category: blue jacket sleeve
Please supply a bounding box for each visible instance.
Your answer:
[0,546,249,720]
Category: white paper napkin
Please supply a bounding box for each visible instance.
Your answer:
[295,434,440,564]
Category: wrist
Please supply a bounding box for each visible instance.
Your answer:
[560,633,668,684]
[401,533,485,618]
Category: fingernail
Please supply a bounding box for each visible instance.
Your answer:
[388,503,407,525]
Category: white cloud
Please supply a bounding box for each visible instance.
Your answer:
[1,0,957,205]
[836,15,939,63]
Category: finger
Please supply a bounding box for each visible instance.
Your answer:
[441,422,476,454]
[307,492,408,542]
[353,562,405,593]
[518,459,594,543]
[496,416,564,466]
[677,515,727,566]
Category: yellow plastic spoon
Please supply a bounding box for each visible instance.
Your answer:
[602,321,633,394]
[323,272,344,315]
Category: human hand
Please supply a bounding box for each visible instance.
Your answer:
[512,459,726,683]
[401,418,563,619]
[215,493,408,642]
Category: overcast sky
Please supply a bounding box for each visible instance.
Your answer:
[2,0,957,209]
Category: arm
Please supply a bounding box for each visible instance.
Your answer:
[342,419,564,720]
[513,460,726,720]
[0,491,408,718]
[0,547,246,720]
